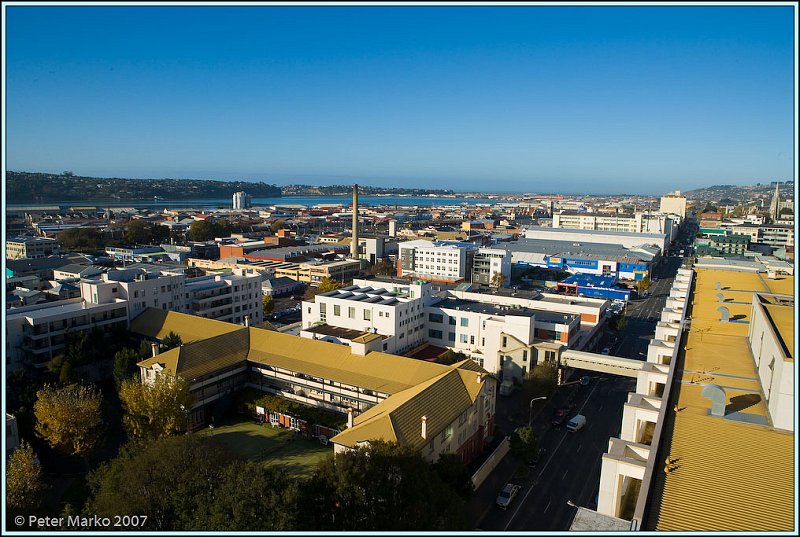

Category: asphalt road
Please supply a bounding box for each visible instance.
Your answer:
[477,373,636,531]
[475,228,696,531]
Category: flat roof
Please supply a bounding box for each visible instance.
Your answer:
[436,298,579,324]
[646,267,795,531]
[503,238,655,262]
[524,225,666,239]
[304,324,381,341]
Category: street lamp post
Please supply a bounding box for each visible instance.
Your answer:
[529,396,547,427]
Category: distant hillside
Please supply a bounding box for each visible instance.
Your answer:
[684,181,794,203]
[7,171,281,203]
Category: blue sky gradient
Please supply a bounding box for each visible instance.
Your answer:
[5,5,795,194]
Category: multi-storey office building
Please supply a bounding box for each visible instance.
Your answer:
[6,237,60,260]
[80,267,188,320]
[553,210,676,240]
[471,248,513,286]
[397,240,512,286]
[133,309,496,464]
[184,269,263,325]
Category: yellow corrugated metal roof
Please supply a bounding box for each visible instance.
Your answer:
[130,309,243,342]
[653,412,794,531]
[651,268,795,531]
[763,304,794,360]
[247,326,454,394]
[331,369,480,450]
[136,329,250,380]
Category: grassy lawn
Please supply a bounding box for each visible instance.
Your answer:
[198,416,331,477]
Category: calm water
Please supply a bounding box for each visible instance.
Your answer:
[8,195,516,210]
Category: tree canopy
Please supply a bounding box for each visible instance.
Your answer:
[118,374,194,440]
[6,441,45,512]
[34,383,103,457]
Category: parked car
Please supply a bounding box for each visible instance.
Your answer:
[528,448,545,467]
[552,407,570,427]
[601,347,610,355]
[496,483,521,509]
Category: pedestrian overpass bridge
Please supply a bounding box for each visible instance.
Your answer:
[561,349,644,378]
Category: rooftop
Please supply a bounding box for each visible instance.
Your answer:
[436,298,580,324]
[524,225,666,239]
[645,268,795,531]
[503,238,657,262]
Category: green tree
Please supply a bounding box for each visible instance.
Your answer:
[187,220,216,242]
[118,374,194,440]
[6,441,45,512]
[510,426,539,461]
[162,331,183,350]
[262,295,274,317]
[435,349,469,365]
[299,440,467,531]
[191,461,300,531]
[86,435,227,530]
[433,453,474,500]
[114,348,141,388]
[58,361,76,385]
[779,207,793,216]
[151,224,171,244]
[57,228,102,251]
[610,313,628,332]
[34,384,103,457]
[303,277,342,300]
[126,219,153,245]
[368,258,396,277]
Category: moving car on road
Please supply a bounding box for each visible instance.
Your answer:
[551,407,570,427]
[496,483,521,509]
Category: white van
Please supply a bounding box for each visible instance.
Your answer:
[566,414,586,432]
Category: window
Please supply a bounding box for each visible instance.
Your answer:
[523,350,528,362]
[363,309,371,321]
[348,307,355,319]
[470,335,475,345]
[334,305,340,316]
[502,336,507,347]
[440,424,453,442]
[428,329,443,339]
[481,338,485,346]
[448,332,455,342]
[460,334,468,344]
[449,317,456,326]
[460,317,469,327]
[320,303,327,313]
[429,313,444,323]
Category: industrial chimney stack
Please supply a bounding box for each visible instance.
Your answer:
[351,184,359,259]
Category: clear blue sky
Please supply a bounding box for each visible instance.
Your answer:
[5,4,795,194]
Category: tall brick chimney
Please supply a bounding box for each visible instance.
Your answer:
[350,184,359,259]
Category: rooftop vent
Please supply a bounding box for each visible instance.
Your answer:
[714,281,721,290]
[716,293,725,302]
[717,306,730,322]
[701,384,727,417]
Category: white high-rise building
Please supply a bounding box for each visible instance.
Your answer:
[232,191,252,209]
[659,191,687,218]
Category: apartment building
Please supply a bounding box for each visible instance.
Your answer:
[80,267,188,320]
[594,266,794,531]
[470,248,512,286]
[132,309,496,464]
[6,237,60,260]
[658,192,687,218]
[6,298,129,370]
[184,269,263,325]
[232,191,252,209]
[301,279,433,355]
[553,210,676,241]
[397,240,512,286]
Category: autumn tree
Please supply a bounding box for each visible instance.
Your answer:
[6,441,45,512]
[490,271,507,288]
[34,384,103,457]
[57,227,102,251]
[368,259,396,276]
[303,277,342,300]
[118,374,194,440]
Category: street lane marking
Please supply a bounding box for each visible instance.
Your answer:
[577,443,582,453]
[562,469,569,481]
[544,500,551,513]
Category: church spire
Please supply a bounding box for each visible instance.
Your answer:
[769,181,781,221]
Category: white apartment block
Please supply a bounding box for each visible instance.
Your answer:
[232,191,252,209]
[81,268,188,320]
[185,269,263,325]
[6,298,129,370]
[471,248,512,287]
[301,278,596,380]
[398,240,469,282]
[6,237,60,260]
[554,210,676,242]
[301,279,433,355]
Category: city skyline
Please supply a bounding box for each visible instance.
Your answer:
[5,2,796,195]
